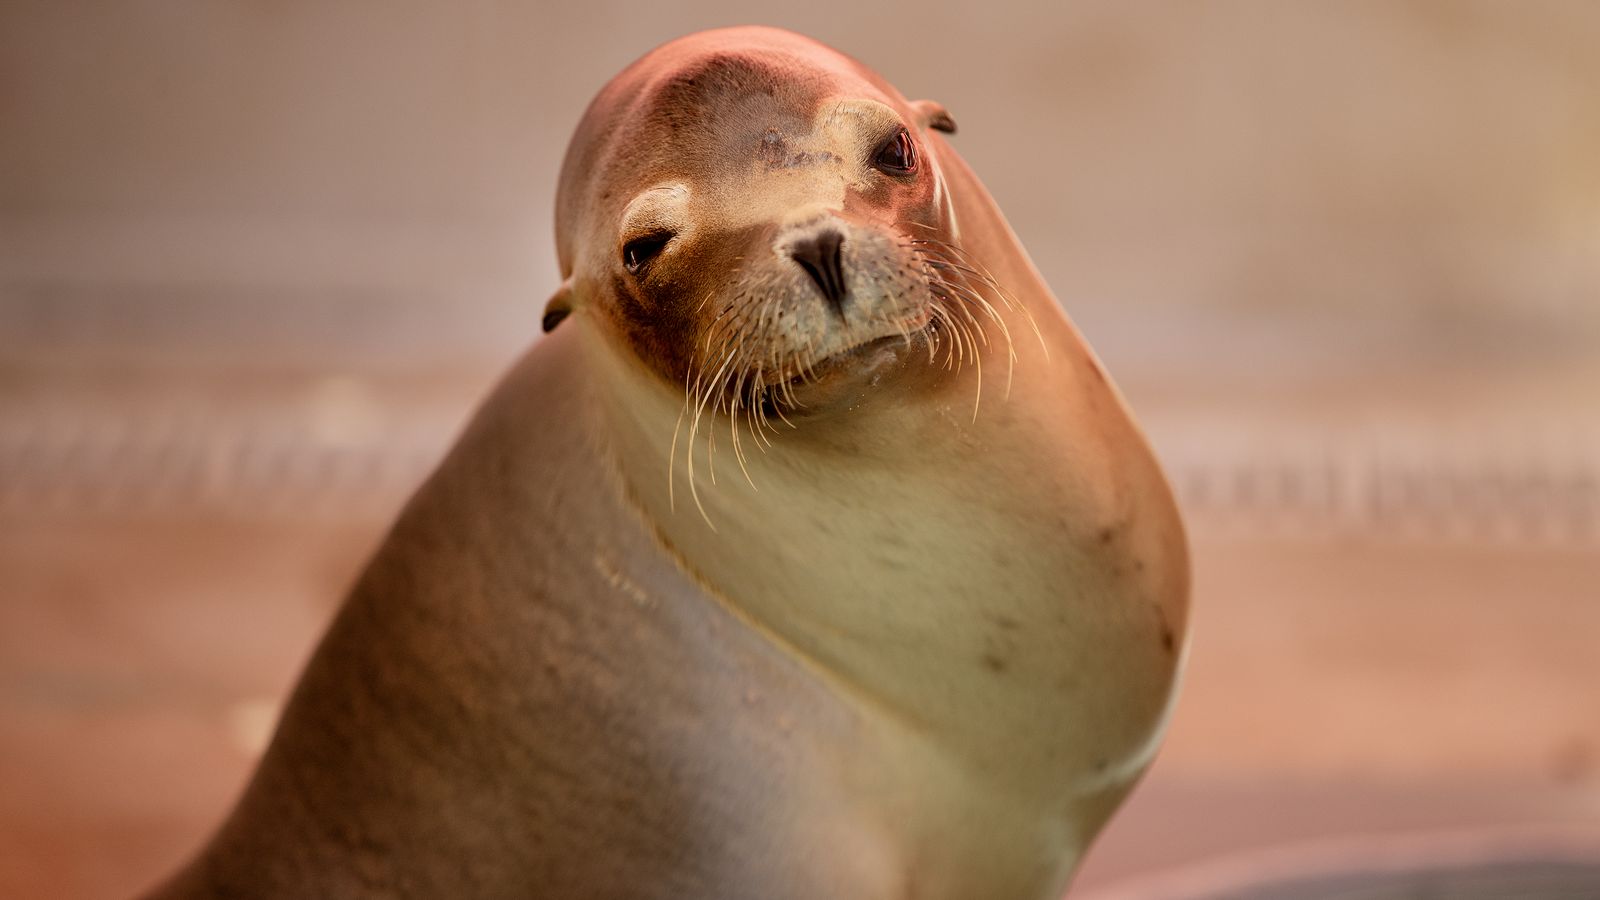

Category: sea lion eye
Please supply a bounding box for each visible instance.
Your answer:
[872,128,917,175]
[622,231,673,275]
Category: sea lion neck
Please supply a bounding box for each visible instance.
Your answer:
[575,305,1177,783]
[576,311,961,481]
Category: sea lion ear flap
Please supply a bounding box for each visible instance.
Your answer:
[542,280,573,333]
[912,99,957,134]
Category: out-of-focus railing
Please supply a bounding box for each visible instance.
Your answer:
[5,401,1596,550]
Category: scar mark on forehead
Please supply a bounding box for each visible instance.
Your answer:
[759,128,840,170]
[760,129,786,166]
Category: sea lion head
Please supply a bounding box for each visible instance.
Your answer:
[546,26,1009,425]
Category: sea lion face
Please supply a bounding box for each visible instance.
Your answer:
[552,28,986,423]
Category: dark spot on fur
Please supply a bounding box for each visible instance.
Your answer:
[1094,757,1110,773]
[1098,527,1115,544]
[760,128,786,167]
[1154,603,1177,656]
[867,553,906,571]
[981,652,1009,673]
[988,613,1020,631]
[877,531,909,548]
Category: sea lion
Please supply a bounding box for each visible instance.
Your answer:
[145,25,1188,900]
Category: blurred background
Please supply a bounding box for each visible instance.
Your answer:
[2,2,1597,897]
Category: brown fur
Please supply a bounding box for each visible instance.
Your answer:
[144,26,1188,900]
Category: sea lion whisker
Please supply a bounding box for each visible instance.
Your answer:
[771,366,800,427]
[686,345,742,528]
[929,274,1019,385]
[913,245,1047,362]
[915,251,1017,406]
[727,372,757,490]
[907,241,1004,299]
[681,361,718,520]
[954,308,978,374]
[943,286,993,349]
[745,369,775,450]
[940,297,986,421]
[918,260,968,373]
[668,367,701,513]
[937,298,964,371]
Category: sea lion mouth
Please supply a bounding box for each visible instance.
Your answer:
[798,333,911,382]
[761,325,932,416]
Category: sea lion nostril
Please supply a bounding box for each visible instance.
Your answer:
[788,228,848,317]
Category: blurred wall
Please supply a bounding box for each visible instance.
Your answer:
[5,0,1600,380]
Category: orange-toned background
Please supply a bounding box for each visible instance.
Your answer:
[2,3,1597,897]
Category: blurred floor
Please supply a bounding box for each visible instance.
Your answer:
[2,369,1596,898]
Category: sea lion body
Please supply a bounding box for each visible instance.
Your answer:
[148,27,1187,900]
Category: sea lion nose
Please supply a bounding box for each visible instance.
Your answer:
[788,228,848,317]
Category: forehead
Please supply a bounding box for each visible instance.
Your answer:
[649,48,858,113]
[633,50,900,152]
[555,38,912,272]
